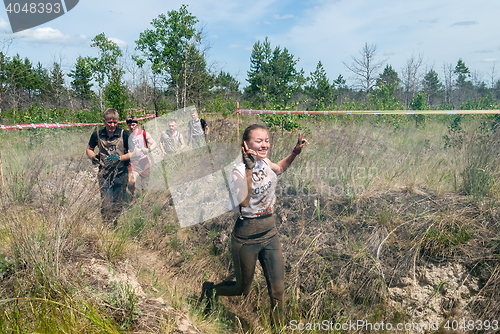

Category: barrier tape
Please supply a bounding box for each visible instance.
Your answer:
[5,109,500,129]
[237,109,500,115]
[0,114,156,130]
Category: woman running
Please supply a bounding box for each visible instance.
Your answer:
[200,123,308,328]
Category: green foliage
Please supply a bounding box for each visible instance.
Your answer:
[369,82,402,110]
[454,58,471,89]
[100,229,130,263]
[256,84,308,131]
[304,61,337,110]
[48,62,66,104]
[73,108,102,123]
[0,54,54,106]
[337,97,367,111]
[436,103,455,110]
[106,282,142,330]
[213,71,240,96]
[410,92,429,110]
[245,37,305,108]
[18,105,64,123]
[423,69,444,107]
[103,69,130,116]
[410,92,430,127]
[259,114,305,131]
[369,66,402,110]
[203,96,237,118]
[0,254,14,280]
[461,164,492,196]
[424,223,472,253]
[183,48,214,107]
[134,4,207,109]
[88,33,124,112]
[376,64,399,87]
[68,56,93,101]
[460,92,499,110]
[443,116,463,149]
[0,105,103,125]
[460,129,498,197]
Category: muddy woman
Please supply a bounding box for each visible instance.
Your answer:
[199,123,308,328]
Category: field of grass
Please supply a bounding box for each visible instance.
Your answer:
[0,114,499,333]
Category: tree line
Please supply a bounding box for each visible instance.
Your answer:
[1,4,500,124]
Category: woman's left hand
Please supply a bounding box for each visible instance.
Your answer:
[293,133,309,155]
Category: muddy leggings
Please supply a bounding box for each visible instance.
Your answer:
[212,233,285,327]
[99,171,127,227]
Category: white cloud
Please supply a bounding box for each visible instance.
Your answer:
[16,27,86,45]
[228,44,240,49]
[475,49,496,54]
[267,0,500,83]
[273,14,295,20]
[0,17,9,30]
[451,21,478,27]
[109,37,127,48]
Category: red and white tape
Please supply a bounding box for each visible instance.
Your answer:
[0,114,156,130]
[237,109,500,115]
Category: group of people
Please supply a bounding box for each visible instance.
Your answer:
[86,107,308,329]
[85,108,209,224]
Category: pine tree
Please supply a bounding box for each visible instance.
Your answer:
[68,56,93,105]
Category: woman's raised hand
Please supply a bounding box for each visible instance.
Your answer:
[293,133,309,155]
[242,141,257,169]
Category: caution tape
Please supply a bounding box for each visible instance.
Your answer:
[237,109,500,115]
[0,114,156,130]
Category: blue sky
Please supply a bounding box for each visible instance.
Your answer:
[1,0,499,89]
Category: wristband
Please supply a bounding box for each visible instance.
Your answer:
[293,140,306,155]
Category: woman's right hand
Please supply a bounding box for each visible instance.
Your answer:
[242,141,256,170]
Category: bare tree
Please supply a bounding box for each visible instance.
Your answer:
[128,64,163,111]
[471,70,485,99]
[49,53,67,108]
[442,62,454,105]
[343,42,386,93]
[401,52,424,107]
[489,62,496,89]
[122,47,139,96]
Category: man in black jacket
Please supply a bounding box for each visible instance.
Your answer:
[86,108,134,226]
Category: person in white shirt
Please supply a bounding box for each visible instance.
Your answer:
[126,115,158,204]
[199,123,308,328]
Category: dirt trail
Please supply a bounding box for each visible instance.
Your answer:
[81,244,204,334]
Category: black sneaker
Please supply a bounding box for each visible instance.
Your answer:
[198,281,215,312]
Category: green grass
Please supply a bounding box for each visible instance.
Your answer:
[1,114,500,333]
